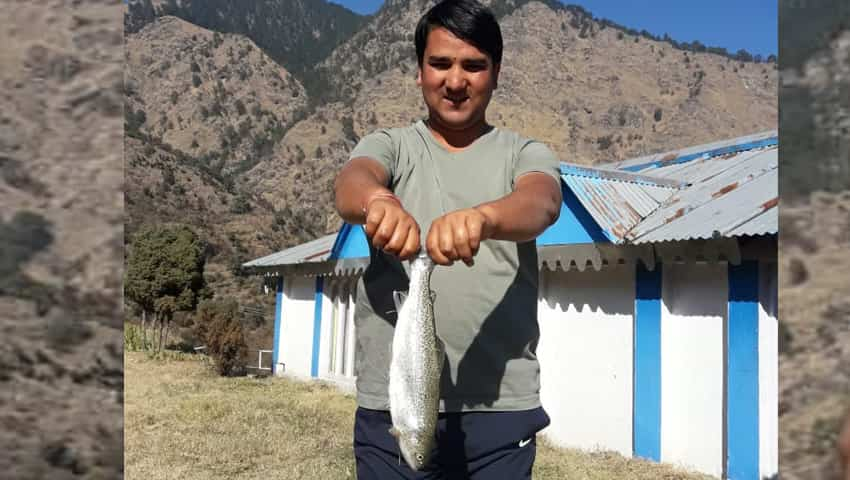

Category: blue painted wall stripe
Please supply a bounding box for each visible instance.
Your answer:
[311,276,325,378]
[621,137,778,172]
[727,261,760,480]
[537,180,609,245]
[634,262,662,461]
[272,277,284,374]
[330,223,371,259]
[329,223,351,259]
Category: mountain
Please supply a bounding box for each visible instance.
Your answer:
[124,0,778,332]
[125,16,309,176]
[780,24,850,201]
[780,192,850,479]
[3,0,124,476]
[318,0,776,163]
[778,4,850,478]
[124,0,368,97]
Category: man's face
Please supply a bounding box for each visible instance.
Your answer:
[417,27,499,132]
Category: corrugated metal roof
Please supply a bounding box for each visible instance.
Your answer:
[243,233,336,268]
[243,132,778,275]
[563,132,778,244]
[559,164,679,242]
[625,146,777,244]
[599,130,777,172]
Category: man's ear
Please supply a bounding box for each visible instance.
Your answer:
[492,62,500,89]
[416,66,422,87]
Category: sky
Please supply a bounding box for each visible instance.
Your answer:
[330,0,777,58]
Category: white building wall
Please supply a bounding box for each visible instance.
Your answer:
[344,287,357,378]
[537,265,635,457]
[318,281,335,379]
[759,262,779,479]
[317,277,358,391]
[660,263,727,478]
[278,275,316,379]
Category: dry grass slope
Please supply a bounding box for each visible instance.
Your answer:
[126,352,715,480]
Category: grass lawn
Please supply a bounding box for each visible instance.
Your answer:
[125,352,715,479]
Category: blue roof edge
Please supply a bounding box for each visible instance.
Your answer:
[329,223,352,260]
[620,136,778,173]
[559,163,685,189]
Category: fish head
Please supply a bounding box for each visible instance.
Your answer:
[410,252,435,276]
[395,429,435,471]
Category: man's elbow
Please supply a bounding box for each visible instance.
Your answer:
[543,182,562,226]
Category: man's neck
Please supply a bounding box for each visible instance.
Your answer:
[425,117,491,152]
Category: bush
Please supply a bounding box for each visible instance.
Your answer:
[193,298,248,376]
[124,322,149,351]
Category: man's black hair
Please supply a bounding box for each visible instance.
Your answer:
[414,0,503,66]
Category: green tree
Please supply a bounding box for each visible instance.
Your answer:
[124,224,207,351]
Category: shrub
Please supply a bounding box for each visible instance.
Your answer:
[193,298,248,376]
[597,135,613,150]
[124,322,148,351]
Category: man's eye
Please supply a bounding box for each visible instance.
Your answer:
[430,62,450,70]
[465,64,486,72]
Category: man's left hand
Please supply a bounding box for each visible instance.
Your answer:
[426,207,496,266]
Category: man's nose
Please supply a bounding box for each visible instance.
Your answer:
[445,67,467,91]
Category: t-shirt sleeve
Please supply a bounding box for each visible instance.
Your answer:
[512,139,561,188]
[348,129,397,181]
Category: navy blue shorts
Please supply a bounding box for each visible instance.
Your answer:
[353,406,551,479]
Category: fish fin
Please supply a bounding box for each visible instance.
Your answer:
[392,290,407,312]
[389,426,400,438]
[435,334,446,359]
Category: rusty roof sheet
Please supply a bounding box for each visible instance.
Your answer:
[624,145,777,244]
[563,132,778,244]
[559,164,679,242]
[600,130,777,172]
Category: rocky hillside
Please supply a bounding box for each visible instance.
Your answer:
[2,0,123,477]
[781,26,850,201]
[125,0,368,90]
[321,0,777,164]
[780,192,850,480]
[779,4,850,477]
[125,16,309,176]
[125,0,777,322]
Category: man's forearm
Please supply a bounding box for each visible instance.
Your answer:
[476,193,559,242]
[334,158,392,224]
[475,177,561,242]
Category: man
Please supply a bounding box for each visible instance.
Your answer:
[333,0,562,478]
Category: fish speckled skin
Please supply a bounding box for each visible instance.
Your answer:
[388,252,444,471]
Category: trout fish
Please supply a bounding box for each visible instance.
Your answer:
[388,252,444,471]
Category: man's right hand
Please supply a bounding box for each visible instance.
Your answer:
[364,194,421,261]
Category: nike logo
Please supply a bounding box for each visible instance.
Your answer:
[518,437,533,448]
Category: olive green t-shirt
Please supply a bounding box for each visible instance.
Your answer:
[349,119,560,412]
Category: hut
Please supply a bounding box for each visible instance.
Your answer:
[243,131,778,480]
